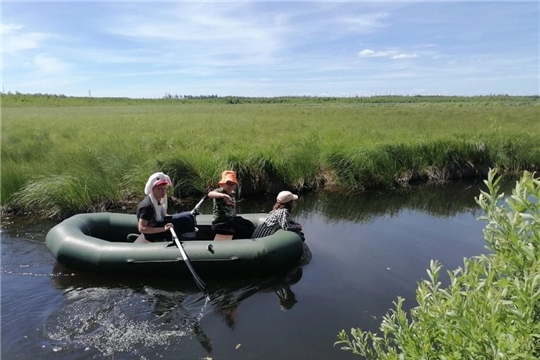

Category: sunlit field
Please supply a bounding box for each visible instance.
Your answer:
[2,95,539,218]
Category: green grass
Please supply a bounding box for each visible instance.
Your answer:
[1,94,539,218]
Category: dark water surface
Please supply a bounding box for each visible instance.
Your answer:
[1,180,506,359]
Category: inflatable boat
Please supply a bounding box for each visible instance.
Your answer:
[45,212,304,276]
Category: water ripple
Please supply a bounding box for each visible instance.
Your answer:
[43,286,208,357]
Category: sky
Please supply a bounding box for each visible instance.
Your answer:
[2,1,539,98]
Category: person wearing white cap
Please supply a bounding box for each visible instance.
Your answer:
[135,172,195,243]
[252,191,303,239]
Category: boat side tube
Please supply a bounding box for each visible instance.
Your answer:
[46,212,305,275]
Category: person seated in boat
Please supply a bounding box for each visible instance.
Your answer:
[252,191,304,240]
[136,172,195,243]
[207,170,255,239]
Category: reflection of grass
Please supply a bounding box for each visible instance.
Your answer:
[2,95,539,218]
[294,177,518,224]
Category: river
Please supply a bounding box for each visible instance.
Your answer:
[1,179,507,359]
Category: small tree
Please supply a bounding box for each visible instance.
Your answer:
[336,169,540,359]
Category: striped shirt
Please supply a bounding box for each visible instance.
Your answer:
[252,208,301,238]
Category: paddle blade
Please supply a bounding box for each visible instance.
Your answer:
[185,260,207,292]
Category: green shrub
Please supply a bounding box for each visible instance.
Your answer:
[335,168,540,359]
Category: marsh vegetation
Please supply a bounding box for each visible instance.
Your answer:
[1,94,539,219]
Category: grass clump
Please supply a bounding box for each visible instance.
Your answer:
[9,174,122,219]
[335,168,540,359]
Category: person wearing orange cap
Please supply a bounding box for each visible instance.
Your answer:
[252,191,303,240]
[136,172,195,243]
[207,170,255,239]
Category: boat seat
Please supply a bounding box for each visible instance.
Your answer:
[182,230,197,239]
[127,233,141,242]
[127,233,151,243]
[214,233,233,241]
[127,227,199,243]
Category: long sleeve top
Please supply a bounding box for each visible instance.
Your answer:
[252,208,301,238]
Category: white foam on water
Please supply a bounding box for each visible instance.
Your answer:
[196,296,211,322]
[44,286,210,357]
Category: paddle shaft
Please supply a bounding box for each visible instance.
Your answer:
[170,227,207,294]
[191,195,207,215]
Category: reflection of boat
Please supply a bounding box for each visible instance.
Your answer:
[45,212,304,276]
[49,251,308,355]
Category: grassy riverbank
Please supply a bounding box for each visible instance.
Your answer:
[1,94,539,219]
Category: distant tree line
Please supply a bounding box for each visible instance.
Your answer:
[162,94,220,99]
[2,91,539,105]
[1,91,68,98]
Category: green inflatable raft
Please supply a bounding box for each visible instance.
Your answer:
[45,212,304,276]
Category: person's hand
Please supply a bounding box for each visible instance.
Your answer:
[164,223,174,231]
[222,194,233,205]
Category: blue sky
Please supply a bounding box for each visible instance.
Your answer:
[2,1,539,98]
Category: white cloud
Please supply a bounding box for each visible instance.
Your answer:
[1,23,50,54]
[2,23,23,35]
[33,55,70,75]
[358,49,385,57]
[391,54,418,59]
[334,13,389,33]
[105,3,286,61]
[414,43,438,48]
[358,49,419,60]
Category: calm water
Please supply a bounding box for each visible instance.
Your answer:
[1,180,506,359]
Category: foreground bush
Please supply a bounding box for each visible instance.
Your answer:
[336,169,540,359]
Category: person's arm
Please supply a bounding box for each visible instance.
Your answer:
[138,218,173,234]
[277,209,301,231]
[208,189,233,205]
[137,205,172,234]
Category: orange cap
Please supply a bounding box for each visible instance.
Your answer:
[218,170,238,185]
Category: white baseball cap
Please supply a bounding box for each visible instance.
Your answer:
[276,191,299,204]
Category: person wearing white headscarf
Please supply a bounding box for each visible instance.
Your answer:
[136,172,195,243]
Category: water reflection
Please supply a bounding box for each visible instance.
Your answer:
[185,178,517,228]
[289,177,516,224]
[209,263,304,327]
[47,245,309,357]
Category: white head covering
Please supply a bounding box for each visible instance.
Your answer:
[144,172,172,222]
[276,191,298,204]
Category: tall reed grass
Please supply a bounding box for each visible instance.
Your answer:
[2,96,539,218]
